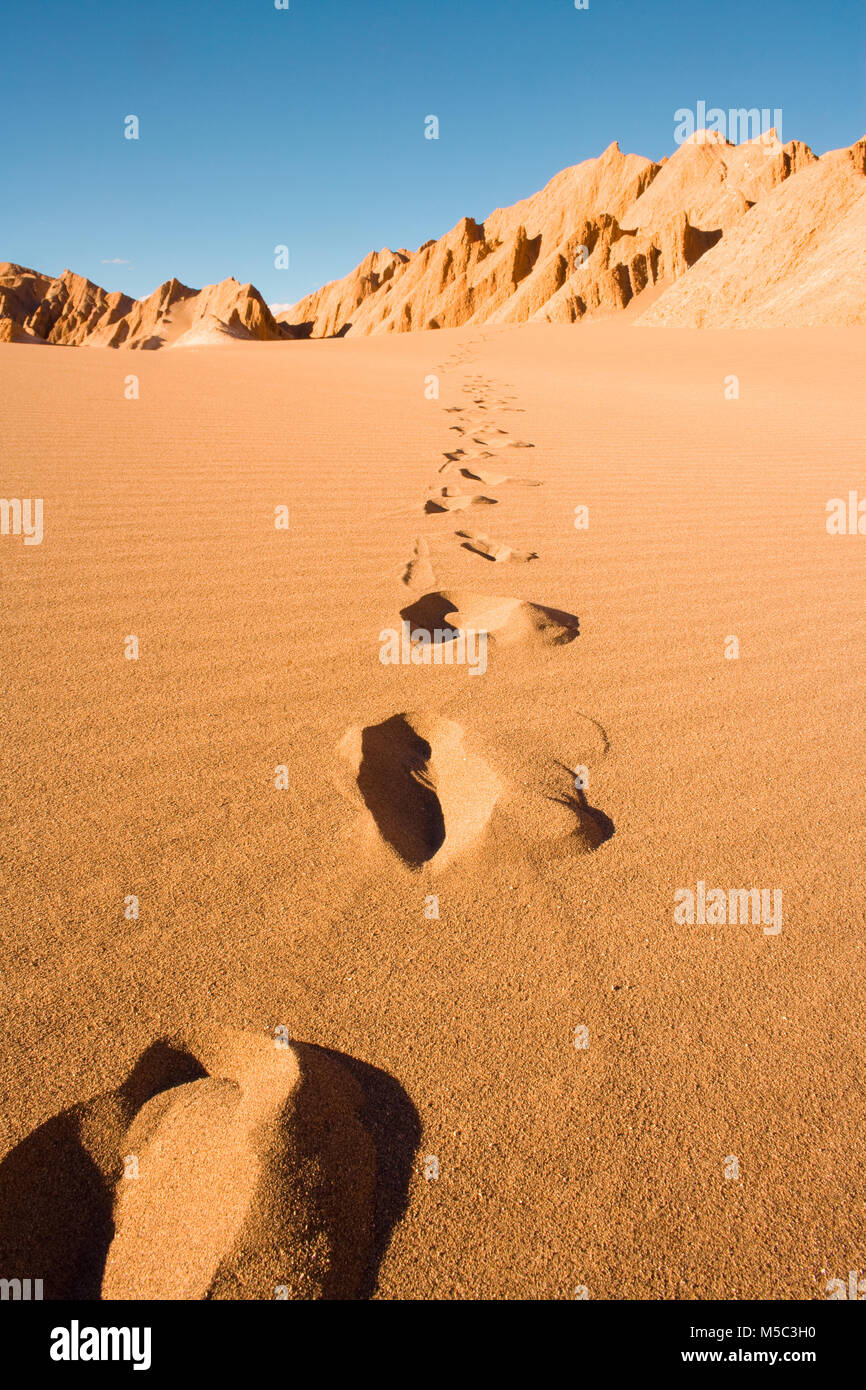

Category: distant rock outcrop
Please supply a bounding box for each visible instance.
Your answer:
[0,317,42,344]
[23,269,134,345]
[285,247,412,338]
[0,264,54,327]
[283,141,663,334]
[0,265,294,348]
[95,275,290,349]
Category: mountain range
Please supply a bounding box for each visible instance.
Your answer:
[3,130,864,346]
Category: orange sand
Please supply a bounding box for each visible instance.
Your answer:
[0,322,864,1298]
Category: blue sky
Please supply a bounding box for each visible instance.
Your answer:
[2,0,863,304]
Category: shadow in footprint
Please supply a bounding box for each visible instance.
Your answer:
[0,1109,114,1300]
[356,716,446,866]
[400,592,460,640]
[551,764,615,850]
[0,1032,420,1301]
[0,1039,207,1298]
[401,591,579,649]
[296,1044,421,1300]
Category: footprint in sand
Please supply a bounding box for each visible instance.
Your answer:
[548,773,615,854]
[468,435,534,453]
[400,590,579,649]
[425,489,498,514]
[501,765,615,860]
[458,465,511,486]
[440,450,539,481]
[455,532,539,563]
[338,715,613,871]
[401,536,436,589]
[0,1028,419,1300]
[466,424,510,440]
[339,713,503,871]
[452,444,533,467]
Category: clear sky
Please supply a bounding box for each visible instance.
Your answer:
[2,0,863,305]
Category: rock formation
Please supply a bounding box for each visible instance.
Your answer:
[641,138,866,327]
[2,130,863,343]
[0,265,293,348]
[281,130,829,335]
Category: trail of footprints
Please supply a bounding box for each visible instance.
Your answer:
[428,373,540,534]
[0,340,613,1304]
[363,343,615,873]
[414,369,541,559]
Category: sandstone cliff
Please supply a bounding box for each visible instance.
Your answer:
[641,138,866,327]
[280,131,825,335]
[0,265,292,348]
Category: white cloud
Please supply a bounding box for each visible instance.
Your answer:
[101,258,131,265]
[269,302,295,316]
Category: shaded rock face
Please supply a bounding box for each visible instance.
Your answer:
[24,270,134,345]
[0,316,42,343]
[0,264,293,349]
[0,264,53,326]
[279,130,831,336]
[640,137,866,327]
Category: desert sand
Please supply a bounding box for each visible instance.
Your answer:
[0,318,864,1298]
